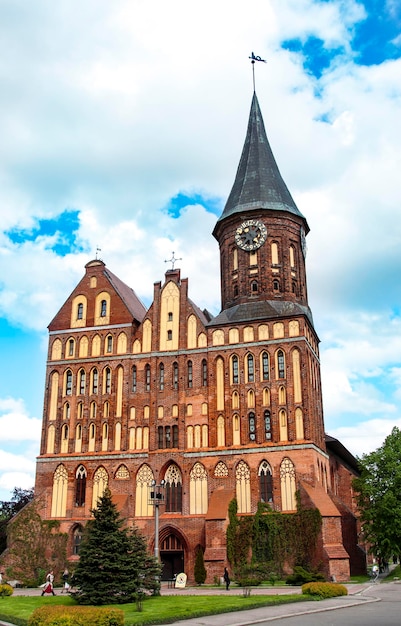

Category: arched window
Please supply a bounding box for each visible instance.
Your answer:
[187,425,194,448]
[202,360,208,386]
[132,366,137,392]
[279,409,288,441]
[280,458,296,511]
[88,423,96,451]
[231,355,239,384]
[75,423,82,452]
[251,280,258,293]
[51,464,68,517]
[273,279,280,292]
[106,335,113,353]
[63,402,70,420]
[145,364,151,391]
[277,350,285,379]
[77,303,84,320]
[187,361,193,388]
[79,369,86,395]
[246,354,255,383]
[104,367,111,394]
[173,362,178,389]
[65,370,73,396]
[264,410,272,441]
[278,386,286,404]
[92,467,108,509]
[159,363,164,390]
[236,460,251,513]
[217,415,225,446]
[233,414,240,445]
[75,465,87,507]
[91,368,98,394]
[68,338,75,357]
[73,525,83,555]
[61,424,69,453]
[261,352,269,380]
[135,464,154,517]
[165,464,182,513]
[248,412,256,442]
[259,461,273,504]
[190,463,208,514]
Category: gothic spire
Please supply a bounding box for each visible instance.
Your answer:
[215,92,308,230]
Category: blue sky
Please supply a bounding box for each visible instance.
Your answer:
[1,0,401,501]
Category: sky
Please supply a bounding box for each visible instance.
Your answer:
[0,0,401,502]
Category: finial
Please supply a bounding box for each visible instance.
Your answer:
[164,251,182,270]
[249,52,266,92]
[95,246,102,260]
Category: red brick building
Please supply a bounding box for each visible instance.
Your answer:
[33,92,365,582]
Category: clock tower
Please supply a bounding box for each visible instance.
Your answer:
[213,92,310,314]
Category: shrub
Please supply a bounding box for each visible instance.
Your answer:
[28,605,124,626]
[285,566,325,586]
[302,582,348,598]
[0,583,13,597]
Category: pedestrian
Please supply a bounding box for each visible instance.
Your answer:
[61,568,70,593]
[223,567,230,590]
[41,570,56,596]
[372,563,379,582]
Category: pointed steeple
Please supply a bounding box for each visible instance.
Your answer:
[215,92,307,230]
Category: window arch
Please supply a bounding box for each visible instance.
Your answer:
[278,385,286,404]
[88,423,96,451]
[75,423,82,452]
[66,338,75,358]
[214,461,228,477]
[280,458,296,511]
[202,359,208,386]
[264,410,272,441]
[236,460,251,513]
[65,370,73,396]
[233,414,240,445]
[259,461,273,504]
[251,280,258,293]
[145,364,151,391]
[295,407,304,440]
[187,425,194,448]
[189,462,208,514]
[92,467,108,509]
[230,355,239,385]
[261,351,269,380]
[132,366,137,392]
[232,391,239,409]
[105,334,113,354]
[47,424,55,453]
[75,465,87,507]
[246,353,255,383]
[51,338,62,360]
[279,409,288,441]
[63,402,70,420]
[248,412,256,442]
[51,464,68,517]
[173,362,178,389]
[78,369,86,395]
[217,415,225,446]
[61,424,69,453]
[165,464,182,513]
[91,368,98,394]
[273,279,280,292]
[103,367,111,394]
[135,464,154,517]
[276,350,286,379]
[159,363,164,390]
[271,241,279,265]
[187,360,193,388]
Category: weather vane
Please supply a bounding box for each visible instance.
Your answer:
[249,51,266,91]
[95,246,102,260]
[165,251,182,270]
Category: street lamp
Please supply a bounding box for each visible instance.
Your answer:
[149,479,166,560]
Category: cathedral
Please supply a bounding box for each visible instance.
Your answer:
[33,91,365,582]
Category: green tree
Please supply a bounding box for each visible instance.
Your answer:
[73,489,161,605]
[0,487,34,554]
[194,546,207,585]
[4,497,67,585]
[354,426,401,560]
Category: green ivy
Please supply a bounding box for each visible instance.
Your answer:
[226,496,322,578]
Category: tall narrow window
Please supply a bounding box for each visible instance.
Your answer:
[104,367,111,394]
[159,363,164,390]
[132,366,137,392]
[65,370,73,396]
[202,360,208,386]
[77,303,83,320]
[249,412,256,442]
[106,335,113,353]
[247,354,255,382]
[277,350,285,379]
[172,425,178,447]
[75,466,87,507]
[264,410,272,440]
[79,370,85,395]
[187,361,193,388]
[173,362,178,389]
[259,461,273,503]
[100,300,107,317]
[165,426,171,448]
[68,339,74,356]
[273,279,280,292]
[231,355,239,384]
[92,368,98,394]
[158,426,163,449]
[167,329,173,341]
[251,280,258,293]
[165,464,182,513]
[145,364,151,391]
[262,352,269,380]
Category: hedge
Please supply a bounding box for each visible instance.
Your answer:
[0,583,14,597]
[302,582,348,598]
[28,605,124,626]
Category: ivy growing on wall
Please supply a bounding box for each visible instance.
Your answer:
[226,497,322,576]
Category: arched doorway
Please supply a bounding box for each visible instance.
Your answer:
[160,532,185,580]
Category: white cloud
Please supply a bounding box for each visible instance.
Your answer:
[0,398,41,442]
[330,418,401,458]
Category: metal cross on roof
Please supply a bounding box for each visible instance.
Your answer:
[164,251,182,270]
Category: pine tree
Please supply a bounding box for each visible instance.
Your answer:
[194,546,207,585]
[73,489,161,605]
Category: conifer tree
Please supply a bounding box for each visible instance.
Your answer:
[194,546,207,585]
[73,489,161,605]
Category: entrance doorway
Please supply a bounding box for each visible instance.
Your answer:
[160,534,184,580]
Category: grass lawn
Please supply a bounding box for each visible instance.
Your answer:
[0,592,312,625]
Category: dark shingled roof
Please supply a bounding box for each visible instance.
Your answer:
[325,434,360,475]
[104,268,147,323]
[207,299,314,327]
[215,92,307,229]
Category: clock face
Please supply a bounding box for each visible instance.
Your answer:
[235,219,267,251]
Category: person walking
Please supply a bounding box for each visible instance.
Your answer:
[41,570,56,596]
[223,567,230,590]
[61,568,70,593]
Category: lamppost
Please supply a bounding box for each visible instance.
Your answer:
[149,479,165,560]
